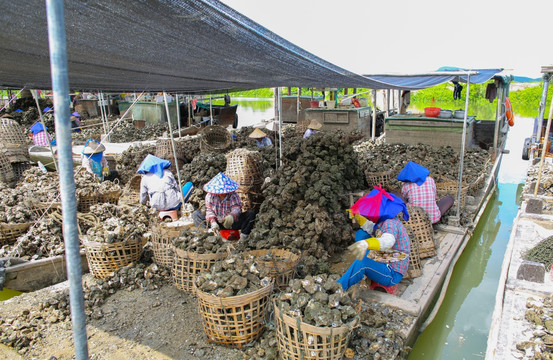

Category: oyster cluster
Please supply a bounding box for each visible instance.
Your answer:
[243,132,364,270]
[355,141,491,193]
[85,203,152,243]
[515,295,553,358]
[276,273,357,328]
[242,328,278,360]
[0,262,167,353]
[195,252,272,297]
[115,143,156,184]
[349,301,415,359]
[180,152,227,209]
[173,228,232,254]
[524,161,553,196]
[0,217,64,260]
[71,117,169,144]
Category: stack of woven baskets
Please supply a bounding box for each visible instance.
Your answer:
[154,138,186,173]
[0,117,31,183]
[199,125,231,153]
[225,148,264,212]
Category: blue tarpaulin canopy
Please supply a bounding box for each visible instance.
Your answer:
[363,67,505,90]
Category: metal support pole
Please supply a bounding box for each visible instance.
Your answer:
[456,74,471,220]
[163,91,185,207]
[209,93,213,126]
[296,90,300,124]
[493,85,503,151]
[45,1,88,358]
[175,94,181,137]
[534,97,553,197]
[535,74,551,143]
[371,90,377,139]
[31,89,58,171]
[188,95,192,127]
[278,87,283,167]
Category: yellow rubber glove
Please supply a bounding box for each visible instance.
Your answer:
[223,215,234,229]
[102,167,109,177]
[347,233,396,260]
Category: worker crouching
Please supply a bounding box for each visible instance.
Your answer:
[137,155,182,211]
[81,139,118,182]
[192,172,255,241]
[397,161,454,223]
[338,186,410,291]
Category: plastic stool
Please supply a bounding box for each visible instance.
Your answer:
[369,281,398,295]
[159,209,178,222]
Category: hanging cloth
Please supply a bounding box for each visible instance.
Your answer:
[88,152,104,180]
[485,83,497,103]
[453,81,463,100]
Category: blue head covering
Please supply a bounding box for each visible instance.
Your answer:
[137,154,171,178]
[30,122,46,135]
[203,172,239,194]
[72,112,81,117]
[43,107,52,113]
[350,185,409,223]
[397,161,430,186]
[14,109,23,113]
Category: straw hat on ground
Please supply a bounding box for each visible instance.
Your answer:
[307,119,322,130]
[248,128,267,139]
[82,141,106,155]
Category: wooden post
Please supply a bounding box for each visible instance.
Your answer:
[534,97,553,197]
[371,90,377,139]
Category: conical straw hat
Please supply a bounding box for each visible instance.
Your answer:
[249,128,267,139]
[203,172,239,194]
[308,119,322,130]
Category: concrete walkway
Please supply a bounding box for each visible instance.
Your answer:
[486,198,553,359]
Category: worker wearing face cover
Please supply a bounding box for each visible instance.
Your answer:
[81,139,116,182]
[397,161,454,224]
[337,186,410,291]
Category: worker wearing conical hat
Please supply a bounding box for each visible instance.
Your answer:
[338,186,411,291]
[81,139,118,182]
[303,119,322,138]
[192,172,255,241]
[248,128,272,148]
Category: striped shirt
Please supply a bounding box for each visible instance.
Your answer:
[33,130,51,146]
[376,217,410,275]
[401,176,441,223]
[205,192,242,224]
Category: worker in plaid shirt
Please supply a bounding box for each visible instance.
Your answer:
[397,161,453,224]
[338,187,410,291]
[192,172,255,240]
[29,122,52,146]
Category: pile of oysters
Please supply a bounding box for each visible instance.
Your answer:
[195,252,272,297]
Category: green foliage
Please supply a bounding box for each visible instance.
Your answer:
[228,87,373,105]
[509,83,549,118]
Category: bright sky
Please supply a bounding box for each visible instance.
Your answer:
[220,0,553,79]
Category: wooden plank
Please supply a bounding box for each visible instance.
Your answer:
[4,252,89,292]
[388,120,465,128]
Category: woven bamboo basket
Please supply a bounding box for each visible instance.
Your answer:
[155,138,185,161]
[246,249,300,290]
[364,169,395,190]
[172,247,226,293]
[0,222,32,246]
[119,174,142,205]
[196,282,274,347]
[150,223,192,269]
[77,192,98,213]
[82,237,146,279]
[0,119,30,163]
[274,305,358,360]
[436,181,468,211]
[468,173,486,195]
[31,201,61,219]
[200,125,231,152]
[0,153,15,184]
[400,205,435,259]
[236,184,263,212]
[11,162,32,180]
[225,148,263,186]
[400,213,422,279]
[98,188,122,205]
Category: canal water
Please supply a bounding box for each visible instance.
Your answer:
[233,98,534,358]
[408,113,532,359]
